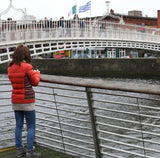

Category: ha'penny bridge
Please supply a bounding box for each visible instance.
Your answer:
[0,19,160,64]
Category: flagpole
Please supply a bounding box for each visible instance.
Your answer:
[76,0,77,16]
[90,0,91,31]
[90,0,91,21]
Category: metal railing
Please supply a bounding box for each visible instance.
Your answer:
[1,74,160,158]
[0,19,160,44]
[0,19,160,65]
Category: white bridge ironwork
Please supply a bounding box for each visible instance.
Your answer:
[0,19,160,64]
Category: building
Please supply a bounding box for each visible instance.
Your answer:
[95,9,160,28]
[82,9,160,58]
[128,10,142,17]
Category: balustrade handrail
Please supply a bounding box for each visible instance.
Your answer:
[0,19,159,44]
[40,74,160,95]
[1,19,160,31]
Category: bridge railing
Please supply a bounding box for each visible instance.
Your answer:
[0,19,160,44]
[1,74,160,158]
[0,19,160,65]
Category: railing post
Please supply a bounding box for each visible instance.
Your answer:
[137,98,146,157]
[86,87,101,158]
[52,88,66,152]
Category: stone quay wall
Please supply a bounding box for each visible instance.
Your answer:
[1,59,160,79]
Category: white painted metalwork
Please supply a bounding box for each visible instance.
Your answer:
[0,0,27,20]
[1,75,160,157]
[0,19,160,64]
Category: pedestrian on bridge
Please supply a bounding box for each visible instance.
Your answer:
[80,19,85,37]
[65,20,71,37]
[57,16,65,37]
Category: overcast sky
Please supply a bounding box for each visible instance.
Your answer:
[0,0,159,20]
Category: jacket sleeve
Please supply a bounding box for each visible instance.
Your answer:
[27,65,40,86]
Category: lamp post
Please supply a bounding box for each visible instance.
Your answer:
[105,1,110,14]
[0,0,27,20]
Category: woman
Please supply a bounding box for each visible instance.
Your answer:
[8,44,41,157]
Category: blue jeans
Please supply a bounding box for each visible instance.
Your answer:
[14,110,36,150]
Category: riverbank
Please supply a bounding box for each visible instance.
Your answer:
[1,58,160,79]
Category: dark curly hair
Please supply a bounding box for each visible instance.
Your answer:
[8,44,31,67]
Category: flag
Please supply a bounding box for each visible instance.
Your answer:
[72,5,77,14]
[68,4,77,17]
[79,1,91,13]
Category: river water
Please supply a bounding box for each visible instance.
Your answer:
[1,74,160,158]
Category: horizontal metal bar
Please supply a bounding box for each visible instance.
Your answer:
[0,111,12,114]
[36,129,62,138]
[101,151,146,158]
[0,117,14,122]
[0,104,11,107]
[0,91,11,93]
[96,113,160,129]
[35,91,55,95]
[0,98,11,100]
[36,97,54,102]
[37,93,87,101]
[54,93,87,100]
[97,121,160,137]
[0,130,14,135]
[100,151,124,158]
[96,113,140,124]
[37,128,93,145]
[40,75,160,95]
[37,117,91,130]
[36,141,94,158]
[55,100,88,108]
[0,124,15,129]
[54,107,89,115]
[100,144,153,158]
[36,116,59,124]
[94,106,160,120]
[36,102,89,115]
[0,80,9,82]
[98,129,160,146]
[35,140,64,152]
[92,90,160,102]
[36,122,92,138]
[36,134,94,152]
[37,104,89,116]
[37,110,91,123]
[93,98,160,110]
[93,98,139,108]
[99,136,160,153]
[37,100,88,108]
[38,83,85,93]
[0,137,15,142]
[0,83,10,85]
[64,148,94,158]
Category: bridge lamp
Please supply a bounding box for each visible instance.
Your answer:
[105,1,110,14]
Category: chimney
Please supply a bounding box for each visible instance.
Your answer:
[158,10,160,28]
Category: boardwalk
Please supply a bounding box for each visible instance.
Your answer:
[0,145,78,158]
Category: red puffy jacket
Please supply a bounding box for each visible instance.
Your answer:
[8,62,40,104]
